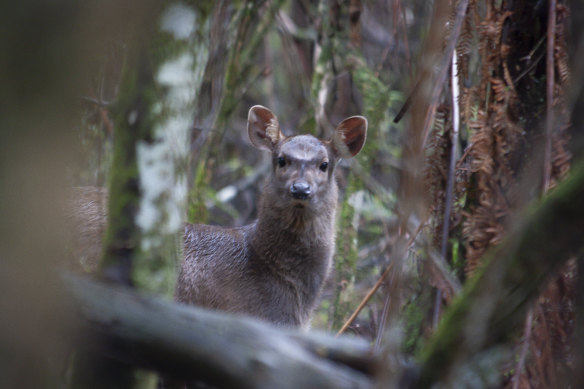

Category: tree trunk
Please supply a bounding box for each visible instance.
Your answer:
[416,160,584,388]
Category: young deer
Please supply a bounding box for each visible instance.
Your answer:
[176,105,367,327]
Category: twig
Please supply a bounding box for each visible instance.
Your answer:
[537,303,558,385]
[433,45,461,328]
[513,51,545,84]
[377,0,411,80]
[513,35,546,84]
[375,46,391,78]
[397,0,413,81]
[426,249,462,301]
[511,310,533,389]
[543,0,557,193]
[80,96,112,107]
[375,288,392,351]
[336,262,394,337]
[455,142,474,169]
[276,11,317,41]
[336,220,427,337]
[394,0,469,130]
[393,81,419,124]
[420,0,470,147]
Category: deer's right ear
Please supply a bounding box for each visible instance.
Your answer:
[248,105,284,151]
[332,115,367,159]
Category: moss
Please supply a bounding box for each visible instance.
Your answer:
[188,154,211,224]
[349,53,403,167]
[101,31,158,277]
[101,4,211,293]
[331,175,359,330]
[402,295,425,355]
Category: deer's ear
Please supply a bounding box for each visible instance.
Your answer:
[247,105,284,151]
[332,116,367,158]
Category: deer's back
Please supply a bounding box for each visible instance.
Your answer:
[176,222,330,327]
[177,223,251,308]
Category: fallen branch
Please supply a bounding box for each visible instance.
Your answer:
[63,273,376,389]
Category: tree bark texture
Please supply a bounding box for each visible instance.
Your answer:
[416,161,584,388]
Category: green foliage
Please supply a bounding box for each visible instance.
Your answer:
[403,292,425,355]
[188,162,211,223]
[102,31,158,275]
[187,0,284,223]
[350,54,404,178]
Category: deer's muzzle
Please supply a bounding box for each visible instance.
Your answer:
[290,181,311,200]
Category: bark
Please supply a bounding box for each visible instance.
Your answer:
[63,273,376,389]
[99,0,161,285]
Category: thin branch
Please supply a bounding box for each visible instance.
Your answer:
[543,0,557,192]
[418,0,470,146]
[375,286,392,351]
[426,248,462,302]
[80,96,113,107]
[455,142,475,169]
[393,81,419,123]
[433,46,461,328]
[513,51,545,84]
[336,263,394,336]
[511,310,533,389]
[337,220,427,337]
[397,0,413,81]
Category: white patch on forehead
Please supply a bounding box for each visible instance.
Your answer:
[281,135,327,160]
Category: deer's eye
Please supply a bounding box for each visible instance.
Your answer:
[320,161,328,172]
[278,156,286,168]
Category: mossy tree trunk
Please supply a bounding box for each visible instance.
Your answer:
[100,2,213,295]
[310,0,397,330]
[99,1,161,287]
[74,2,214,387]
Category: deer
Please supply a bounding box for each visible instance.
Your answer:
[66,105,367,328]
[175,105,367,328]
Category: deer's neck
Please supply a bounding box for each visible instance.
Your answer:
[255,192,336,248]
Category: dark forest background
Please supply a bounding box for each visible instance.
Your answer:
[1,0,583,388]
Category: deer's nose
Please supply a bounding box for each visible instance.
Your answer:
[290,182,311,200]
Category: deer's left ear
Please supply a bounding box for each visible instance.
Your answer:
[332,116,367,158]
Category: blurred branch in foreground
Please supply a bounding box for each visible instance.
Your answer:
[417,160,584,388]
[63,272,376,389]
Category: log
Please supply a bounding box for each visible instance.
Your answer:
[63,273,376,389]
